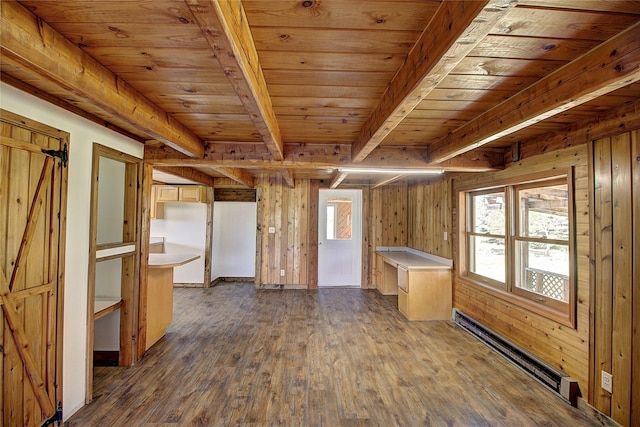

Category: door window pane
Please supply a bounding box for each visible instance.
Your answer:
[327,198,352,240]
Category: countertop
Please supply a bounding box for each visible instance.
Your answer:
[376,247,452,270]
[148,253,200,269]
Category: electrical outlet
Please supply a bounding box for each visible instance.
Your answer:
[601,370,612,393]
[280,269,285,277]
[268,226,276,234]
[443,231,448,241]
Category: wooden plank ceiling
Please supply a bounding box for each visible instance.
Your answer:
[2,0,640,188]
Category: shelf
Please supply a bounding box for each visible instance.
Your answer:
[94,298,123,320]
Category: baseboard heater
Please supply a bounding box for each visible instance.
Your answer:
[453,309,578,406]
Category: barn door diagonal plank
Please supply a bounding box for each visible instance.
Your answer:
[9,157,54,291]
[0,268,55,418]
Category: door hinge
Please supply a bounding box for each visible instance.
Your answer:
[42,143,68,168]
[41,402,62,427]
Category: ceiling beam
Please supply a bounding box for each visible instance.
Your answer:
[506,98,640,163]
[212,166,255,188]
[351,0,514,162]
[370,175,405,189]
[0,0,204,158]
[146,143,503,171]
[186,0,284,161]
[329,171,348,189]
[280,168,295,188]
[427,21,640,164]
[152,166,218,187]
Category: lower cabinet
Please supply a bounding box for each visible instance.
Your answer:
[397,268,451,321]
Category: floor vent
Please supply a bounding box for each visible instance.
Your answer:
[453,309,578,406]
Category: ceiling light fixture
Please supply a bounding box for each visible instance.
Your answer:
[338,167,444,175]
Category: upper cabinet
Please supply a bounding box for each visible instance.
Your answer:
[155,185,207,203]
[152,185,207,220]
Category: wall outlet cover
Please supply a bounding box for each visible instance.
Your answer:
[601,370,612,393]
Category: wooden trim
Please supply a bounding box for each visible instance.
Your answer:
[94,299,123,321]
[610,133,632,423]
[631,130,640,426]
[204,187,214,288]
[86,143,142,401]
[308,181,319,289]
[587,140,597,405]
[0,1,204,157]
[254,185,263,288]
[137,163,153,360]
[428,21,640,164]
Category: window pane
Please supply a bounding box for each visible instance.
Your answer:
[472,192,505,235]
[470,235,505,283]
[518,184,568,240]
[326,205,336,240]
[515,240,569,302]
[327,198,352,240]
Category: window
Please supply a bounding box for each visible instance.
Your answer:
[461,174,575,326]
[326,198,352,240]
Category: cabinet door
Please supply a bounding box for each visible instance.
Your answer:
[156,185,179,202]
[397,266,409,293]
[178,186,203,202]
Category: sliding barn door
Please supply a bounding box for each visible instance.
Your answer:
[0,110,68,427]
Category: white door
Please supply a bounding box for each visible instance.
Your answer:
[318,189,362,287]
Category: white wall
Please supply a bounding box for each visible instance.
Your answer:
[212,202,257,279]
[150,203,207,284]
[1,82,144,420]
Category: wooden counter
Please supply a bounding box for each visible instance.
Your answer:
[146,253,199,350]
[376,247,452,321]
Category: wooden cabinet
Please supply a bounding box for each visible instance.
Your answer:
[179,186,206,202]
[377,248,453,321]
[156,185,179,202]
[155,185,206,203]
[397,268,451,321]
[378,258,399,295]
[151,185,207,220]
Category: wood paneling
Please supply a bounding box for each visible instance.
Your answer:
[408,179,452,259]
[368,183,408,289]
[452,144,591,396]
[256,175,311,287]
[591,130,639,426]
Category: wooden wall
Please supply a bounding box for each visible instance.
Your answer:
[408,179,452,259]
[452,145,591,397]
[367,183,408,288]
[591,130,639,426]
[255,174,311,287]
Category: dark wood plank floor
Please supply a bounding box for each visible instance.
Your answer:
[68,283,602,426]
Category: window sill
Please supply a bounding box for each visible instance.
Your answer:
[455,274,575,328]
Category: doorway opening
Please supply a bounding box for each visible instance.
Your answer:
[86,144,142,402]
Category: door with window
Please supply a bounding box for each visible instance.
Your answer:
[318,189,362,287]
[1,110,68,426]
